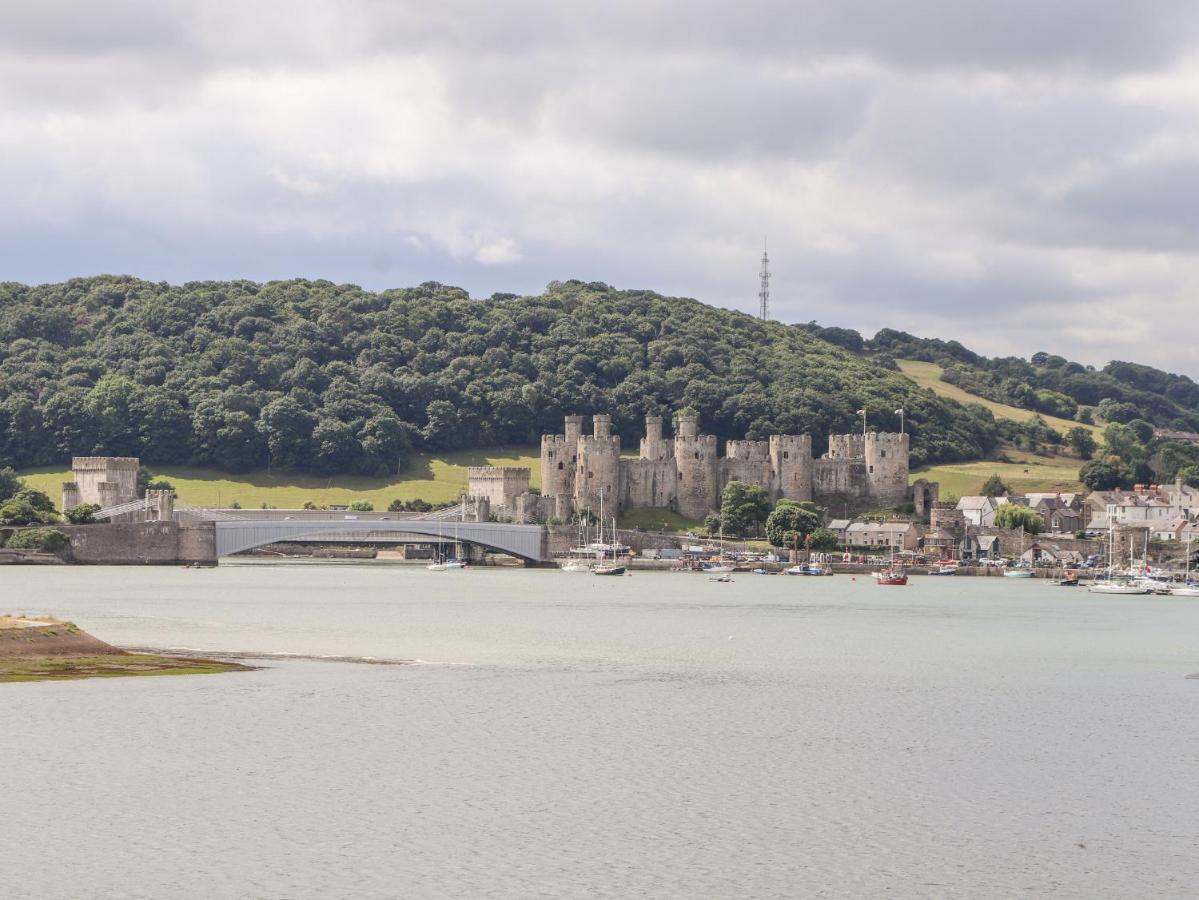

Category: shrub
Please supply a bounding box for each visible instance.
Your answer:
[7,528,70,554]
[349,500,375,512]
[64,503,101,525]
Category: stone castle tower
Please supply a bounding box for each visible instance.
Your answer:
[61,456,139,511]
[535,412,913,522]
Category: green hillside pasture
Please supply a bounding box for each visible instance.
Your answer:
[911,450,1084,499]
[21,446,540,510]
[896,360,1103,441]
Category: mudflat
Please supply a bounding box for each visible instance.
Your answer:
[0,618,251,683]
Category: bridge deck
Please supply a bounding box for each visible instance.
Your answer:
[210,518,548,562]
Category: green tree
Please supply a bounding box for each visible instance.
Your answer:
[719,481,771,536]
[1079,458,1129,490]
[808,526,839,552]
[0,467,22,504]
[0,493,58,526]
[703,513,723,536]
[765,499,825,547]
[1102,423,1143,464]
[64,503,101,524]
[980,474,1010,497]
[257,396,316,469]
[993,504,1044,534]
[349,500,374,512]
[1065,426,1097,460]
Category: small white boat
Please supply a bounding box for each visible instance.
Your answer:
[1088,578,1150,595]
[1003,567,1035,578]
[1168,585,1199,597]
[708,574,734,583]
[560,560,591,573]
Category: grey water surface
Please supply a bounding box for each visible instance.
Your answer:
[2,563,1197,899]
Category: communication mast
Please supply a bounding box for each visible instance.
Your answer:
[758,242,770,321]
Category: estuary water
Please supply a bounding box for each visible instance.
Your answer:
[2,563,1198,899]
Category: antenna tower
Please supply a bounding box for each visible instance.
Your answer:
[758,241,770,320]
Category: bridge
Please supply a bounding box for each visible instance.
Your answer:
[206,516,549,563]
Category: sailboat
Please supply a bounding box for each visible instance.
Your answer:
[563,512,597,570]
[1089,517,1148,594]
[427,499,468,570]
[873,527,908,585]
[1003,525,1035,577]
[1170,535,1199,596]
[591,490,626,576]
[703,526,734,575]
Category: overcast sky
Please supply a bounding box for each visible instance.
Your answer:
[3,1,1199,374]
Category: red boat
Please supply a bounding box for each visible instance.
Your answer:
[874,568,908,586]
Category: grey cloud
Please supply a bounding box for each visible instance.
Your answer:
[3,1,1199,376]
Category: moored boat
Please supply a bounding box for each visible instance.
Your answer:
[1088,576,1150,595]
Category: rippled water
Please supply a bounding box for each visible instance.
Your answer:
[3,563,1198,898]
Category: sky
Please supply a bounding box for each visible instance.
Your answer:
[3,1,1199,374]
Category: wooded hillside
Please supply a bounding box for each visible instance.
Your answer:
[0,276,1004,475]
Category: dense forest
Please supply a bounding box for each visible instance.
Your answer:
[0,276,1003,475]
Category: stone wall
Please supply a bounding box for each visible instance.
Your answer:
[58,522,217,565]
[812,457,870,498]
[621,458,677,510]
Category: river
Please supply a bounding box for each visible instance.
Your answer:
[3,563,1198,899]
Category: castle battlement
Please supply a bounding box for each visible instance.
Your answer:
[725,440,770,461]
[70,456,139,471]
[468,466,531,481]
[578,435,621,452]
[826,434,866,459]
[674,433,718,452]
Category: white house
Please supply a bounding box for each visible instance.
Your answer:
[956,496,999,527]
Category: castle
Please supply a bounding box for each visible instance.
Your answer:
[469,413,932,523]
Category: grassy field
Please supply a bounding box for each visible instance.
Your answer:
[616,507,705,533]
[911,449,1085,499]
[20,445,541,510]
[896,359,1104,440]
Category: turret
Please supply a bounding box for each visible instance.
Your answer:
[865,432,909,506]
[540,414,584,504]
[770,434,813,501]
[673,417,719,519]
[640,415,671,461]
[576,414,621,515]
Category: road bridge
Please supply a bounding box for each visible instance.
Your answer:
[207,517,549,563]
